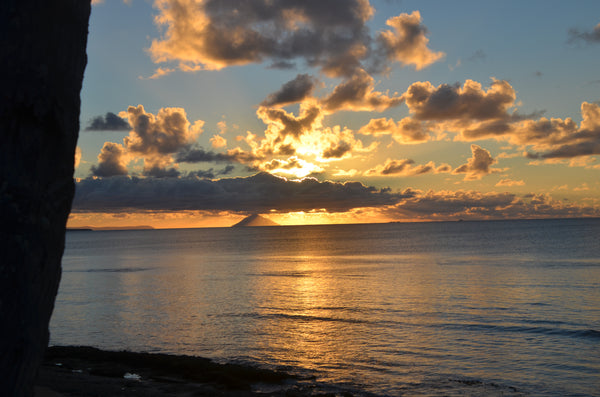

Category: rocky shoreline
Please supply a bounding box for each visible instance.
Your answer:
[35,346,351,396]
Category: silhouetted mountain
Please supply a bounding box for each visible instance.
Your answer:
[232,214,279,227]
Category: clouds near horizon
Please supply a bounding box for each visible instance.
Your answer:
[385,190,600,221]
[72,172,600,221]
[73,172,409,213]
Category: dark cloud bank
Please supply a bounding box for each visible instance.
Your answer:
[73,172,409,213]
[86,112,130,131]
[72,172,600,220]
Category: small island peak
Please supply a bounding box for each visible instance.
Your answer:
[232,214,279,227]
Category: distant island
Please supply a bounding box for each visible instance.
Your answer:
[232,214,279,227]
[67,225,155,231]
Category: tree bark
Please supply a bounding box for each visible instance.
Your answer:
[0,1,91,395]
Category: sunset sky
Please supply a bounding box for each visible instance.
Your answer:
[70,0,600,228]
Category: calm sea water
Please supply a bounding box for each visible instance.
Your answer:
[51,219,600,396]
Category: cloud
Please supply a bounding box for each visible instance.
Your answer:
[358,117,430,144]
[392,78,600,159]
[256,156,324,177]
[187,165,235,179]
[365,158,450,176]
[90,142,129,177]
[320,69,404,112]
[90,105,205,177]
[467,49,486,62]
[121,105,203,155]
[452,144,499,180]
[117,105,203,174]
[373,11,445,71]
[573,183,590,191]
[217,120,227,134]
[176,146,263,164]
[144,166,181,178]
[403,79,516,122]
[385,190,600,221]
[144,66,176,79]
[296,124,376,162]
[331,168,359,178]
[261,74,318,107]
[148,1,442,77]
[234,102,376,170]
[72,172,411,213]
[85,112,130,131]
[521,102,600,158]
[568,22,600,44]
[322,141,353,159]
[210,134,227,148]
[257,102,323,141]
[495,178,525,187]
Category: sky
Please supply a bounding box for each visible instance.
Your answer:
[70,0,600,228]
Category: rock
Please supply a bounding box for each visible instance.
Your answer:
[0,1,91,395]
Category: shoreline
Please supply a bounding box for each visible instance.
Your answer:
[35,346,338,396]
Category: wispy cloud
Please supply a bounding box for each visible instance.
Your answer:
[568,21,600,44]
[365,159,450,176]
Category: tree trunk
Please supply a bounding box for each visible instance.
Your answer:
[0,1,91,395]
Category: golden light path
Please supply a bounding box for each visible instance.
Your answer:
[67,209,393,229]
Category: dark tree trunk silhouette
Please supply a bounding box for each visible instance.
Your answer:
[0,1,91,395]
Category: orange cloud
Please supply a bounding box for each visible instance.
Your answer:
[257,102,324,142]
[257,156,324,178]
[365,159,450,176]
[375,11,445,71]
[358,117,430,144]
[210,134,227,148]
[148,1,441,77]
[495,179,525,187]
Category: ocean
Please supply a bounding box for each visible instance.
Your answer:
[51,219,600,396]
